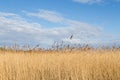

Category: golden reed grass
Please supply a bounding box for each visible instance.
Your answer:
[0,49,120,80]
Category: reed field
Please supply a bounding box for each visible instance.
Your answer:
[0,47,120,80]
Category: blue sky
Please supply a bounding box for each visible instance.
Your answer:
[0,0,120,47]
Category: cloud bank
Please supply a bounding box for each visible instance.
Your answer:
[0,10,103,48]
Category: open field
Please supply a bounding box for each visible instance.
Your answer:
[0,49,120,80]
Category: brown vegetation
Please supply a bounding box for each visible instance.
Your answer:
[0,45,120,80]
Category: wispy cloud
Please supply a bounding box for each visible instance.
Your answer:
[0,10,104,47]
[26,10,103,37]
[0,12,43,45]
[72,0,120,4]
[25,9,64,23]
[73,0,103,4]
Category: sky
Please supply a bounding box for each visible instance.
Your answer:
[0,0,120,48]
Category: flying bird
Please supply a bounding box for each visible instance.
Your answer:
[70,34,73,40]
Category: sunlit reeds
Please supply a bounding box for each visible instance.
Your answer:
[0,44,120,80]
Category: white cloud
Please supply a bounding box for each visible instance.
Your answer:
[73,0,120,4]
[0,12,43,44]
[73,0,103,4]
[0,10,104,48]
[25,9,64,23]
[26,10,103,37]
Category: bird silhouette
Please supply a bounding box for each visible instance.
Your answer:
[70,34,73,40]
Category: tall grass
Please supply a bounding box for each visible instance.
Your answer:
[0,49,120,80]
